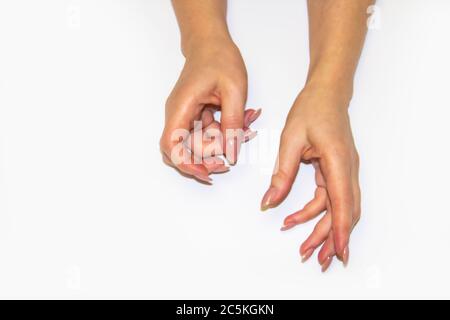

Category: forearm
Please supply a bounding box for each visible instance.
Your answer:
[305,0,375,99]
[171,0,232,57]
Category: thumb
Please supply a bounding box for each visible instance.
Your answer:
[220,86,246,165]
[261,131,306,211]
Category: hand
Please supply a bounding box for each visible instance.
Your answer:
[162,107,260,183]
[261,87,360,271]
[160,39,252,182]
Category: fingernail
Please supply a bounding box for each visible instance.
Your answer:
[261,187,277,211]
[249,108,262,124]
[280,222,295,231]
[212,165,230,173]
[244,130,258,142]
[280,217,296,231]
[342,246,349,267]
[194,174,212,183]
[301,248,314,263]
[225,137,241,165]
[321,256,333,273]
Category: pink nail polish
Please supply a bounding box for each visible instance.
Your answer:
[249,108,262,124]
[261,187,277,211]
[342,246,349,267]
[194,174,212,183]
[280,223,295,231]
[225,137,240,165]
[212,165,230,173]
[280,217,296,231]
[321,256,333,273]
[301,248,314,263]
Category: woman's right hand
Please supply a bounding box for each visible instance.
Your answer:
[160,38,253,182]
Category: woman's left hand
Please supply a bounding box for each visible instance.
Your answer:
[261,86,361,271]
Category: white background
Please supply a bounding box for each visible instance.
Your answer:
[0,0,449,299]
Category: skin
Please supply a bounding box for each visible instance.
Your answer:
[163,0,374,271]
[262,0,374,271]
[160,0,251,183]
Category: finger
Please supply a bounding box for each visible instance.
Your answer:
[317,196,337,267]
[318,231,336,266]
[261,128,306,211]
[203,156,229,174]
[244,108,262,128]
[321,255,333,273]
[280,187,327,231]
[162,152,211,183]
[312,159,326,188]
[200,108,215,128]
[188,108,259,159]
[187,121,223,158]
[184,121,230,175]
[161,98,210,181]
[320,155,354,259]
[220,85,246,165]
[299,213,332,259]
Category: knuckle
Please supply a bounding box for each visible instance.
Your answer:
[222,113,244,128]
[280,127,298,146]
[329,144,351,159]
[224,81,247,100]
[159,135,170,153]
[165,95,176,112]
[273,167,291,183]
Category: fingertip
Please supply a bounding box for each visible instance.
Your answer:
[321,256,333,273]
[283,215,295,226]
[299,242,311,257]
[333,230,350,259]
[260,187,278,211]
[212,165,230,173]
[225,136,241,165]
[194,173,213,184]
[318,249,329,265]
[301,248,314,263]
[248,108,262,124]
[342,246,349,267]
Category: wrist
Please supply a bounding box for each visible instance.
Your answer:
[181,28,233,58]
[299,78,354,112]
[303,75,354,108]
[304,60,356,102]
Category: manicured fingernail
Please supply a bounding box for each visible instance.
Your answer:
[280,222,295,231]
[301,248,314,263]
[249,108,262,124]
[342,246,349,267]
[194,174,212,183]
[244,130,258,142]
[225,137,241,165]
[212,165,230,173]
[261,187,277,211]
[280,217,296,231]
[321,256,333,273]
